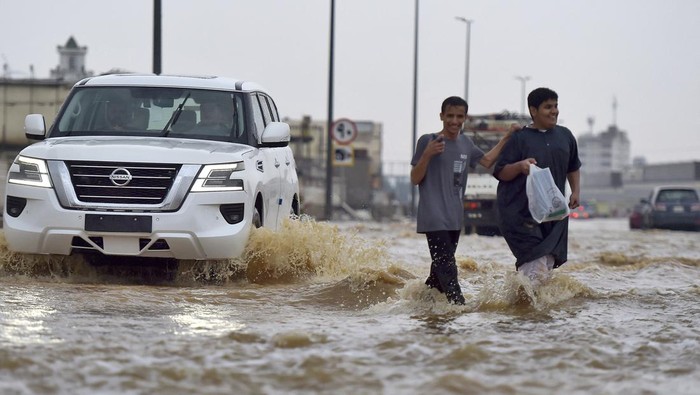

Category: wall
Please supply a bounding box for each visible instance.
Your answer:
[1,79,72,147]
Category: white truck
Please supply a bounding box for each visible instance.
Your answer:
[3,74,299,260]
[462,112,529,236]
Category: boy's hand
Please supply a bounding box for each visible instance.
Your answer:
[520,158,537,175]
[425,135,445,157]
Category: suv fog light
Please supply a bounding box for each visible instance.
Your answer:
[6,196,27,217]
[220,203,245,224]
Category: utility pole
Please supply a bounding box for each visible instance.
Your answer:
[325,0,336,221]
[410,0,419,217]
[153,0,162,75]
[455,17,473,103]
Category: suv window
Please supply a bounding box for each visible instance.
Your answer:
[261,94,279,121]
[256,94,273,126]
[250,94,266,140]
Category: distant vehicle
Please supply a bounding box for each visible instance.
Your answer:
[636,186,700,231]
[3,74,300,260]
[570,204,592,219]
[629,203,644,229]
[462,111,530,236]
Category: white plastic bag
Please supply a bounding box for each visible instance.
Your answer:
[526,164,570,223]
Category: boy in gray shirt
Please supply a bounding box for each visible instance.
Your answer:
[411,96,513,304]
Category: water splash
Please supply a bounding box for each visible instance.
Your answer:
[0,217,395,286]
[243,217,391,284]
[310,265,416,309]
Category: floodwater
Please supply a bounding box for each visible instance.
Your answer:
[0,218,698,395]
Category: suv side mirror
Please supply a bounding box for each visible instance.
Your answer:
[25,114,47,140]
[260,122,290,147]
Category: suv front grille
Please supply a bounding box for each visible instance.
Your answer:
[66,161,181,204]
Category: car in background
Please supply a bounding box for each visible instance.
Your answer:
[635,186,700,231]
[3,74,300,260]
[570,204,593,219]
[628,203,644,229]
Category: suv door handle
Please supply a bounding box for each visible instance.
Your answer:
[274,158,280,168]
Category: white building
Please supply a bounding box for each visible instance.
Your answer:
[578,124,631,187]
[49,36,93,82]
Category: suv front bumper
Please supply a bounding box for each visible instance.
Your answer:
[3,183,252,260]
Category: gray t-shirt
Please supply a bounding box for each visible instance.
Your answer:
[411,133,484,233]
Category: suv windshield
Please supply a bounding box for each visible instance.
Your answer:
[52,87,247,143]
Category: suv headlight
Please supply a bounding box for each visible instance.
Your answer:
[191,162,245,192]
[8,155,52,188]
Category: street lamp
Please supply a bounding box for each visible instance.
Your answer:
[411,0,420,217]
[455,17,473,103]
[515,75,530,116]
[325,0,336,221]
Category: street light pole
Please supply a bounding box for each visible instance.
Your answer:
[325,0,336,221]
[515,75,530,116]
[410,0,419,217]
[153,0,161,75]
[455,17,473,103]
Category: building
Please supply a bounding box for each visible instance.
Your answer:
[581,161,700,217]
[578,124,631,187]
[50,36,93,82]
[1,36,92,148]
[285,116,387,219]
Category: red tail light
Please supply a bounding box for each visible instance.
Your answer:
[464,201,481,210]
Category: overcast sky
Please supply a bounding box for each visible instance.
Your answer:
[1,0,699,167]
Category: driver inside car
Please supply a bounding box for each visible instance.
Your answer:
[196,100,234,134]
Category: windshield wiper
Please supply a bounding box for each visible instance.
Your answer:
[159,92,191,137]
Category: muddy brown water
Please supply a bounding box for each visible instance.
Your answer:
[1,218,698,394]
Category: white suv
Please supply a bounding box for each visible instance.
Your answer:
[3,74,299,260]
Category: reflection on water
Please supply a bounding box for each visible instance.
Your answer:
[1,218,699,394]
[0,289,60,346]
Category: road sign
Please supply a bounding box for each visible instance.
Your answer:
[331,118,358,145]
[333,145,354,166]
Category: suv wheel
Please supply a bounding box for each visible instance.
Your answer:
[252,207,262,228]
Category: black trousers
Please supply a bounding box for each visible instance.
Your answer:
[425,230,465,304]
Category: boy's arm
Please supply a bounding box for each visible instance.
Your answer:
[495,158,537,181]
[567,169,581,209]
[478,123,519,169]
[411,136,443,185]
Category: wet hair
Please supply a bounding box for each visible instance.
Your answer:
[440,96,468,114]
[527,87,558,110]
